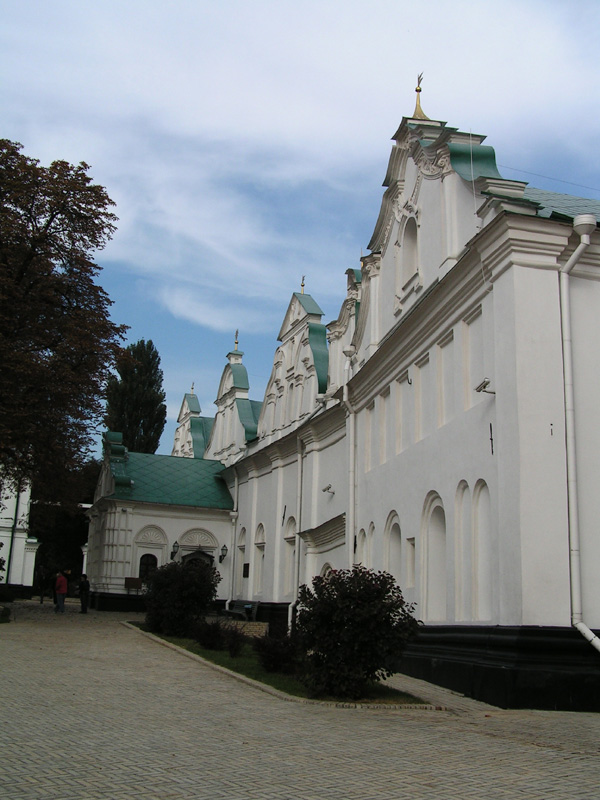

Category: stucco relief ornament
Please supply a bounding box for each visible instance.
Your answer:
[137,528,165,544]
[182,530,216,548]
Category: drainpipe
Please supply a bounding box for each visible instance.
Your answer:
[288,437,305,630]
[5,479,22,585]
[226,468,239,611]
[559,213,600,653]
[343,346,357,568]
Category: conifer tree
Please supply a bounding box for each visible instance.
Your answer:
[104,339,167,453]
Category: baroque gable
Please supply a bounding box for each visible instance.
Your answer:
[257,292,329,442]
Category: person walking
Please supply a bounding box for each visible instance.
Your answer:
[54,571,67,613]
[78,574,90,614]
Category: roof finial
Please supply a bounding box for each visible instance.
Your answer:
[412,73,430,120]
[234,329,239,351]
[301,275,305,295]
[190,382,195,394]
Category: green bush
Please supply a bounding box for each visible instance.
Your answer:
[144,561,221,636]
[192,618,247,657]
[296,565,419,699]
[253,632,298,674]
[222,623,246,658]
[193,618,225,650]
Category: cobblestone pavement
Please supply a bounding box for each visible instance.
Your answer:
[1,600,599,799]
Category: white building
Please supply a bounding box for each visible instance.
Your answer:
[88,91,600,709]
[0,481,38,591]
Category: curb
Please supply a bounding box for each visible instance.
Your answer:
[121,621,446,711]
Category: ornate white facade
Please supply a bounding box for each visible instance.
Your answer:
[89,99,600,708]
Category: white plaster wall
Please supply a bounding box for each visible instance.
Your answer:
[570,275,600,627]
[87,502,233,599]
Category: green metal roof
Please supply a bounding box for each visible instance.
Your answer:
[236,398,263,441]
[189,416,214,457]
[307,321,328,394]
[184,393,201,414]
[523,187,600,222]
[447,142,502,182]
[108,451,233,509]
[229,363,250,391]
[293,292,324,317]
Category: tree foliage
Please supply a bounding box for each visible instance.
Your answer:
[296,566,419,698]
[104,338,167,453]
[0,139,127,496]
[144,560,221,637]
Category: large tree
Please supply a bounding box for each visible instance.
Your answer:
[0,139,127,497]
[104,338,167,453]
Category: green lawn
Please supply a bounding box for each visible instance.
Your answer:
[137,625,425,705]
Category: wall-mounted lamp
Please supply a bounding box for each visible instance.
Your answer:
[219,544,228,563]
[475,378,495,395]
[170,541,180,560]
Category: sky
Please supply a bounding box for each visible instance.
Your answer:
[3,0,600,454]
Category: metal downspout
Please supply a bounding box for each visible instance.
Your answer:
[288,437,304,630]
[5,479,22,584]
[559,214,600,653]
[343,347,356,568]
[225,468,239,611]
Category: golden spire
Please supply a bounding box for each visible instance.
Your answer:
[301,275,305,295]
[411,73,430,120]
[234,329,239,351]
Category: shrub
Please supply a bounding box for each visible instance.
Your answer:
[222,623,246,658]
[192,619,247,657]
[295,565,419,699]
[144,560,221,636]
[193,618,225,650]
[253,632,298,674]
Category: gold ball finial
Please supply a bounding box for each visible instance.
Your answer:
[411,73,430,120]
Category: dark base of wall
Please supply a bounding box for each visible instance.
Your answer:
[90,591,146,613]
[255,602,290,635]
[3,584,34,599]
[400,625,600,711]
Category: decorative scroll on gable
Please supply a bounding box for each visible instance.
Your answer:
[257,292,329,440]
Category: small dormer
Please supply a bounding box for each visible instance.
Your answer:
[171,390,214,459]
[257,289,329,442]
[205,338,262,465]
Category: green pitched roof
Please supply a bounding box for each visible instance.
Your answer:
[108,452,233,509]
[184,393,201,414]
[293,292,324,316]
[523,187,600,222]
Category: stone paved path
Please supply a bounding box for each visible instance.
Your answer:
[1,600,599,799]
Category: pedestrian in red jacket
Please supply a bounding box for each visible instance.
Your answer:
[55,572,67,614]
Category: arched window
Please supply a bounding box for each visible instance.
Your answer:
[473,480,492,620]
[387,519,402,583]
[139,554,158,583]
[402,216,418,286]
[254,524,265,595]
[423,494,447,621]
[236,527,246,596]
